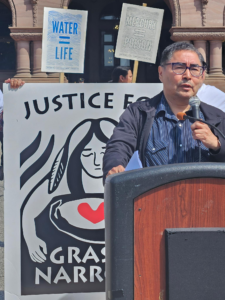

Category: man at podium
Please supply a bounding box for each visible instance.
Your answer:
[103,41,225,182]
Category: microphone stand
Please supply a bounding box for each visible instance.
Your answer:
[190,104,201,162]
[198,140,201,163]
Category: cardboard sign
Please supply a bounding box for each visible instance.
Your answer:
[41,7,88,73]
[4,83,163,300]
[115,3,164,64]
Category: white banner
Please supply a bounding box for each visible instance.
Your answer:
[115,3,164,64]
[41,7,88,73]
[4,83,163,300]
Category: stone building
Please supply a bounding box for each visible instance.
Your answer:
[0,0,225,91]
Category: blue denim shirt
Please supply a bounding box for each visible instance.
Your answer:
[145,94,210,166]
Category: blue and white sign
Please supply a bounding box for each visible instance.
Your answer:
[42,7,88,73]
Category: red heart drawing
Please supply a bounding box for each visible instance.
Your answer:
[78,202,104,224]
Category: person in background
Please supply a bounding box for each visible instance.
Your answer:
[0,78,25,180]
[110,66,133,83]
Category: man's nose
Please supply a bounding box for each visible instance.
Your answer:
[182,67,192,79]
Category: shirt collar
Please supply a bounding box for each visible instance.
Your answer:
[156,93,196,120]
[156,94,178,120]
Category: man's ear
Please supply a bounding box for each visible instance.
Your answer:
[198,70,206,88]
[119,75,124,83]
[202,70,206,81]
[158,65,163,83]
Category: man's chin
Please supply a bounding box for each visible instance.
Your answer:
[177,90,194,100]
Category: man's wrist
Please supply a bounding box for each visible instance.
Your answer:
[210,137,221,152]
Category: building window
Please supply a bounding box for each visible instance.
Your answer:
[100,31,131,82]
[104,34,113,43]
[104,45,114,67]
[120,59,130,67]
[103,33,114,67]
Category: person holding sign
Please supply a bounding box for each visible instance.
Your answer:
[103,42,225,181]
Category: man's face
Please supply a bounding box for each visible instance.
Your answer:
[119,70,133,83]
[158,50,205,101]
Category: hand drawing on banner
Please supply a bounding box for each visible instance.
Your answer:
[21,118,117,264]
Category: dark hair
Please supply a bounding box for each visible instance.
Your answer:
[111,66,132,83]
[160,41,207,68]
[67,118,117,197]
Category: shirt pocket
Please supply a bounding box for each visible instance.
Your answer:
[146,139,168,166]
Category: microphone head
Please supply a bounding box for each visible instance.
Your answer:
[189,95,200,107]
[177,112,186,120]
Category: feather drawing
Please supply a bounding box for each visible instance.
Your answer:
[48,141,69,194]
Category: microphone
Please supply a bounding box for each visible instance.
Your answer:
[189,95,201,161]
[189,95,201,119]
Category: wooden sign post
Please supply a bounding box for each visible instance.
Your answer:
[132,3,147,83]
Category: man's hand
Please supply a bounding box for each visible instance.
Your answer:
[5,78,25,89]
[191,121,220,151]
[106,165,125,177]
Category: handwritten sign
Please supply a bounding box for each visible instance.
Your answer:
[115,3,164,64]
[41,7,88,73]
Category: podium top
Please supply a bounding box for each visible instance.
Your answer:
[105,162,225,200]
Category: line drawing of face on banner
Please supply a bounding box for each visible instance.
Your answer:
[81,134,106,178]
[21,118,117,263]
[64,118,116,196]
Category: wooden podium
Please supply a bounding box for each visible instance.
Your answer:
[104,163,225,300]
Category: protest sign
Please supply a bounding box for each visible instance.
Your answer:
[4,83,163,300]
[115,3,164,64]
[41,7,88,73]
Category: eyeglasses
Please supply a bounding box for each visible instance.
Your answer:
[162,62,206,77]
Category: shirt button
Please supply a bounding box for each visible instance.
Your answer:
[208,153,210,156]
[152,148,155,151]
[179,123,182,127]
[180,144,182,147]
